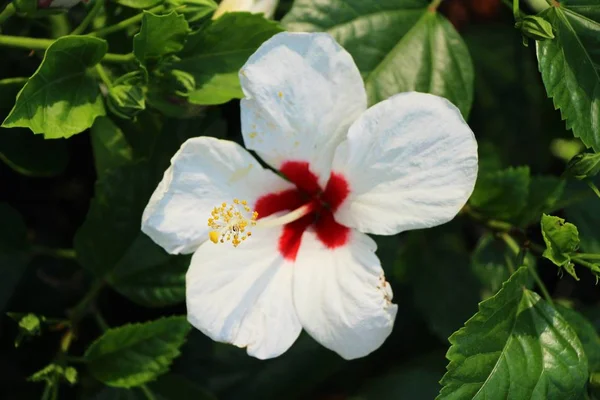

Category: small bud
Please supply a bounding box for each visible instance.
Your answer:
[515,15,555,43]
[213,0,279,19]
[107,84,146,120]
[166,69,196,97]
[565,152,600,180]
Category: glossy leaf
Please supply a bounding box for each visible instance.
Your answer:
[2,36,107,138]
[283,0,474,116]
[133,12,190,64]
[537,3,600,151]
[174,12,283,105]
[85,316,191,388]
[439,267,588,399]
[515,175,566,227]
[557,304,600,372]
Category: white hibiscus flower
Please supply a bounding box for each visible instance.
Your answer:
[213,0,279,19]
[142,32,478,360]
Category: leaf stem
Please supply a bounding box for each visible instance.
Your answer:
[139,385,158,400]
[71,0,105,35]
[33,246,77,260]
[93,310,110,332]
[572,256,599,270]
[68,280,105,324]
[88,5,164,37]
[586,180,600,199]
[462,205,514,232]
[95,64,112,88]
[501,233,554,305]
[0,34,136,63]
[513,0,520,19]
[575,253,600,261]
[428,0,444,11]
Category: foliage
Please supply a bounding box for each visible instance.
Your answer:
[1,0,600,399]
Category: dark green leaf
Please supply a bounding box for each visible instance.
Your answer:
[85,316,191,388]
[541,214,580,268]
[2,36,107,138]
[404,224,481,340]
[149,374,217,400]
[174,12,283,105]
[566,196,600,253]
[515,175,566,227]
[134,12,190,64]
[74,164,189,307]
[557,304,600,372]
[90,117,134,177]
[283,1,474,116]
[469,166,530,220]
[566,151,600,180]
[438,267,588,399]
[537,3,600,151]
[0,203,30,313]
[471,233,535,298]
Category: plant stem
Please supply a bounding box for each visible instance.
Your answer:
[463,205,514,232]
[576,253,600,261]
[33,246,77,260]
[0,34,136,63]
[68,280,105,324]
[93,310,110,332]
[102,52,136,64]
[140,385,157,400]
[528,261,554,305]
[513,0,520,19]
[72,0,105,35]
[572,256,600,270]
[0,3,16,26]
[88,4,164,37]
[501,233,554,305]
[586,181,600,199]
[428,0,443,10]
[95,64,112,88]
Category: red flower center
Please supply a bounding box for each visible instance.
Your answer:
[254,161,351,261]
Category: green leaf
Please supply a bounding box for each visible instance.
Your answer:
[536,3,600,151]
[74,164,188,307]
[0,203,30,313]
[404,224,481,340]
[134,12,190,65]
[515,175,566,227]
[2,36,107,138]
[283,1,474,116]
[517,15,555,42]
[29,364,78,386]
[557,304,600,372]
[438,267,588,399]
[149,374,217,400]
[115,0,165,8]
[173,12,283,105]
[541,214,580,268]
[107,84,146,120]
[90,117,134,177]
[85,316,191,388]
[566,151,600,180]
[469,166,531,220]
[0,78,68,176]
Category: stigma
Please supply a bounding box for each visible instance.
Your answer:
[207,199,258,247]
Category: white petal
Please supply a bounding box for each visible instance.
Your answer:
[293,229,397,360]
[240,32,367,187]
[186,225,301,359]
[331,92,478,235]
[213,0,279,19]
[142,137,293,254]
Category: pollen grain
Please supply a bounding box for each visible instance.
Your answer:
[207,199,258,247]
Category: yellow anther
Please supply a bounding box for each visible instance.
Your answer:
[207,199,258,247]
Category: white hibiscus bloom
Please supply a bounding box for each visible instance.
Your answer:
[213,0,279,19]
[142,32,478,360]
